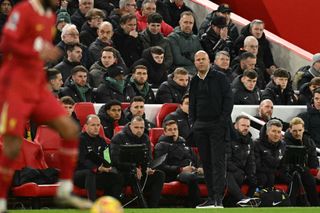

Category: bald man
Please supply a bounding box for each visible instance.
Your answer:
[189,51,233,208]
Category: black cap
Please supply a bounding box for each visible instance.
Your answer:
[107,65,124,78]
[217,4,232,13]
[210,16,227,28]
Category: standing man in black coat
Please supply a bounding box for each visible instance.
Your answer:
[190,50,233,208]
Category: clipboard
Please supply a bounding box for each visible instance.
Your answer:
[87,151,111,167]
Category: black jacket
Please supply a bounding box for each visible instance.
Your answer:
[298,82,313,105]
[95,74,136,103]
[127,76,156,104]
[226,131,255,176]
[154,135,200,180]
[131,48,168,88]
[234,24,275,69]
[97,104,128,139]
[112,27,143,68]
[71,9,86,32]
[80,22,98,47]
[76,132,108,171]
[110,124,152,171]
[189,66,233,126]
[88,38,113,64]
[298,105,320,148]
[231,75,261,105]
[59,82,93,103]
[53,58,81,83]
[155,74,188,104]
[262,80,297,105]
[200,27,234,62]
[283,131,319,169]
[163,108,190,140]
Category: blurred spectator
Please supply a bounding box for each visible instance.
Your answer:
[74,114,124,201]
[54,43,82,83]
[71,0,94,32]
[168,11,202,75]
[283,117,320,206]
[97,100,128,139]
[231,69,261,105]
[199,3,238,42]
[298,77,320,105]
[59,65,94,102]
[109,0,137,31]
[154,119,203,207]
[124,96,155,134]
[136,0,173,36]
[200,15,233,62]
[47,68,63,97]
[131,46,167,88]
[95,65,135,103]
[112,14,143,68]
[227,115,257,206]
[262,68,297,105]
[60,96,81,126]
[293,53,320,90]
[0,0,12,37]
[164,0,197,34]
[80,8,105,47]
[140,12,173,70]
[234,20,276,82]
[298,88,320,148]
[254,119,286,189]
[163,93,190,140]
[94,0,114,16]
[213,51,234,84]
[90,47,126,88]
[156,67,188,104]
[136,0,171,24]
[127,65,156,104]
[54,9,71,45]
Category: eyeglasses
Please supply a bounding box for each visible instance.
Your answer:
[126,3,137,8]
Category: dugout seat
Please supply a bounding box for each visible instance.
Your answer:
[74,102,96,126]
[121,102,130,111]
[155,103,179,127]
[149,128,164,146]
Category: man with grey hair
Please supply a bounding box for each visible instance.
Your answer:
[71,0,94,32]
[254,119,286,189]
[213,51,234,84]
[294,53,320,89]
[109,0,137,31]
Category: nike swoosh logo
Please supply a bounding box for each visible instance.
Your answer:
[272,201,282,206]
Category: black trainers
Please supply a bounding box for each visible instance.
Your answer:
[215,197,224,208]
[237,197,261,207]
[196,198,216,208]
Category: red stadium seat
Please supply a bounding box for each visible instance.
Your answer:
[149,128,164,146]
[34,125,62,169]
[74,102,96,126]
[121,102,130,111]
[155,103,179,127]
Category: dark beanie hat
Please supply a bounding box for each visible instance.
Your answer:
[211,16,227,28]
[107,65,124,78]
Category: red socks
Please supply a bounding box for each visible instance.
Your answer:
[0,153,15,198]
[58,138,79,180]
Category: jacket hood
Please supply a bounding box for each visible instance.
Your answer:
[259,124,283,149]
[232,75,258,93]
[240,23,266,40]
[158,135,185,144]
[173,26,193,38]
[167,73,188,92]
[141,47,164,69]
[97,104,126,124]
[284,130,303,146]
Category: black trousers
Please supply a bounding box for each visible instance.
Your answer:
[289,169,320,206]
[73,169,124,201]
[257,172,275,189]
[227,171,246,201]
[126,170,165,208]
[194,121,226,200]
[177,172,201,207]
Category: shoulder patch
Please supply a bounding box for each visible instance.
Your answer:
[5,11,20,31]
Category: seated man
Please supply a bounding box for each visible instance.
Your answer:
[59,65,94,102]
[262,68,297,105]
[47,68,63,97]
[124,96,155,134]
[128,65,156,104]
[74,115,124,201]
[155,67,189,104]
[163,93,190,141]
[254,119,286,189]
[283,117,320,206]
[154,120,203,207]
[231,69,261,105]
[110,116,165,208]
[95,65,136,103]
[298,77,320,105]
[97,100,128,139]
[226,115,257,206]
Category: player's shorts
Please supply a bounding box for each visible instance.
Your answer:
[0,87,67,137]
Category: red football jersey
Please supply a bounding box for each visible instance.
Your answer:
[0,0,56,100]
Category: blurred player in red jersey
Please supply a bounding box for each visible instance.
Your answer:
[0,0,92,212]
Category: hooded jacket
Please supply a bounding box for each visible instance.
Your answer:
[123,108,155,134]
[97,104,128,139]
[262,80,297,105]
[80,22,98,47]
[59,80,93,103]
[231,75,261,105]
[127,75,155,104]
[131,48,168,88]
[155,74,188,104]
[298,82,313,105]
